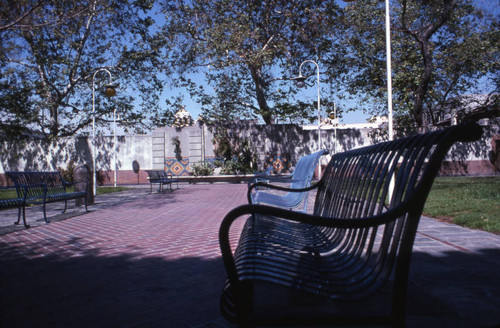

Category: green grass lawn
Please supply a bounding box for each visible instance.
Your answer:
[424,176,500,235]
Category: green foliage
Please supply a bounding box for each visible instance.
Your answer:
[171,136,182,160]
[424,177,500,234]
[337,0,499,128]
[190,162,215,176]
[219,160,240,175]
[0,185,130,201]
[58,160,76,183]
[212,129,257,174]
[0,0,165,138]
[212,130,233,162]
[157,0,343,125]
[2,0,496,136]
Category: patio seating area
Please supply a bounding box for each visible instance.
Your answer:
[0,183,499,327]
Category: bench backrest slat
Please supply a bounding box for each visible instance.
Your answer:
[7,171,68,200]
[308,123,482,299]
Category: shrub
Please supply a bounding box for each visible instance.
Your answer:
[58,161,76,183]
[191,162,215,176]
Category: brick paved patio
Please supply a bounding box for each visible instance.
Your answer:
[0,183,499,327]
[0,184,246,328]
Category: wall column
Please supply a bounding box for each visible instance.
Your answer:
[152,131,165,170]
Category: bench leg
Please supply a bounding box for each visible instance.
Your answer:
[14,207,22,225]
[84,197,88,213]
[21,206,28,228]
[150,183,153,194]
[43,203,50,223]
[14,206,30,228]
[62,200,68,214]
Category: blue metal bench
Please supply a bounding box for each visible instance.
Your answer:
[6,171,88,226]
[145,170,179,193]
[247,149,328,212]
[219,122,482,328]
[0,186,27,227]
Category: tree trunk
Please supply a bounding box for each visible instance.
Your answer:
[49,103,59,138]
[249,64,273,125]
[413,40,432,128]
[403,0,456,129]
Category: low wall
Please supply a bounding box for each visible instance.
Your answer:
[439,160,498,176]
[1,119,498,187]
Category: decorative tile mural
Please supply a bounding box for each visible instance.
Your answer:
[264,154,291,174]
[165,157,190,176]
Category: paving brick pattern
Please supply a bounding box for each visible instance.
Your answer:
[0,183,499,327]
[1,184,247,328]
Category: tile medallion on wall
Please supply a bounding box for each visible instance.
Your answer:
[165,158,190,176]
[264,154,291,174]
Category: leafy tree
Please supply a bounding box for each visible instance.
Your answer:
[338,0,499,128]
[0,0,165,139]
[156,0,344,125]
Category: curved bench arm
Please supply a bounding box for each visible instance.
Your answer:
[61,178,73,188]
[247,180,321,204]
[265,173,293,181]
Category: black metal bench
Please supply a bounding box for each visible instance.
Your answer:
[6,171,88,227]
[145,170,179,193]
[219,122,482,328]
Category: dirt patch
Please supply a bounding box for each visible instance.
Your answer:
[434,216,455,224]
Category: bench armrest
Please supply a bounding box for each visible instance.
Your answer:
[61,178,73,188]
[247,181,320,204]
[265,174,293,182]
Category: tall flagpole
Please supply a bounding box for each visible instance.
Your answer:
[385,0,394,141]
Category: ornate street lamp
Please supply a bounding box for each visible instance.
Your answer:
[293,59,323,178]
[92,68,117,196]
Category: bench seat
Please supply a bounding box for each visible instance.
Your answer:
[0,197,25,209]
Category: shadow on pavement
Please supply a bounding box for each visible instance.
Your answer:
[0,246,232,327]
[1,242,499,327]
